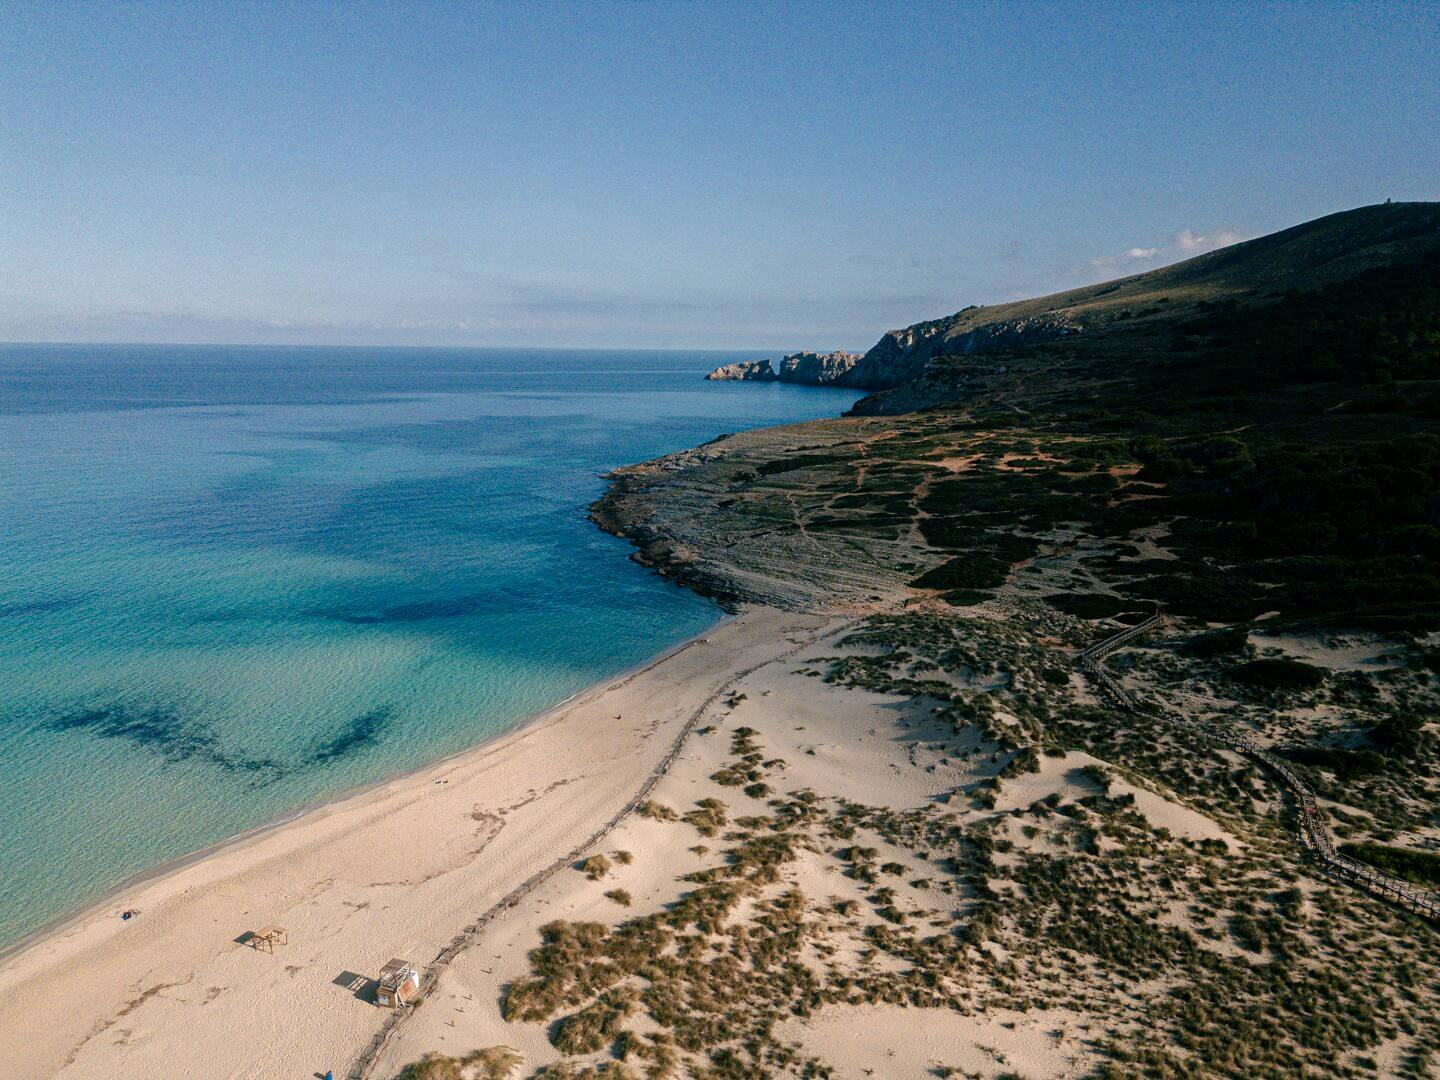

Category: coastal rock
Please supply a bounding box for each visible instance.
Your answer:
[703,351,862,386]
[705,359,776,381]
[777,350,863,385]
[838,309,1081,391]
[590,422,918,609]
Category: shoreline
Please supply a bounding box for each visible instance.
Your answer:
[0,610,736,969]
[0,604,833,1079]
[349,607,848,1078]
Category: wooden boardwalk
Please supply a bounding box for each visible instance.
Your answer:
[1077,613,1439,925]
[346,619,852,1080]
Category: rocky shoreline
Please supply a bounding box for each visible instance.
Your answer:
[704,349,863,387]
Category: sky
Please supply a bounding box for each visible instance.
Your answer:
[1,1,1437,350]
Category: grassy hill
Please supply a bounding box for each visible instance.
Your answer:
[842,201,1440,391]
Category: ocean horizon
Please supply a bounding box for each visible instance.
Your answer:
[0,343,857,949]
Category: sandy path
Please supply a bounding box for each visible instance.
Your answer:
[0,606,833,1080]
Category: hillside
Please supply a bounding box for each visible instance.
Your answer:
[841,200,1440,393]
[601,201,1440,626]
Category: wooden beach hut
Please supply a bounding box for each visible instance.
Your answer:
[376,959,420,1008]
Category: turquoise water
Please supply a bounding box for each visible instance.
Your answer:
[0,344,857,948]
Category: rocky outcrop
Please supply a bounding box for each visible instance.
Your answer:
[835,317,961,390]
[777,351,863,385]
[837,309,1083,391]
[590,421,918,609]
[705,359,776,381]
[700,312,1084,394]
[705,351,862,386]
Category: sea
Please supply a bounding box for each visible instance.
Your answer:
[0,343,858,949]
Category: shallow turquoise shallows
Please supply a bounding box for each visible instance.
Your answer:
[0,344,858,948]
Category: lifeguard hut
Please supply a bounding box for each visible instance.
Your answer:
[376,959,420,1008]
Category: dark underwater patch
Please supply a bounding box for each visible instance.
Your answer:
[314,594,490,624]
[306,706,392,766]
[47,703,285,780]
[0,595,87,619]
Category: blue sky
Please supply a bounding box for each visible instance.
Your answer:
[2,1,1436,349]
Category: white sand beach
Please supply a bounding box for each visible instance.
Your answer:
[0,608,845,1079]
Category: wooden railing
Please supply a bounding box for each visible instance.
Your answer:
[1076,613,1439,925]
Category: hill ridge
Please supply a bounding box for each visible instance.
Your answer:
[841,200,1440,392]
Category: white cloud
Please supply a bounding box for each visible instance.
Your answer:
[1089,246,1160,271]
[1174,227,1241,252]
[1090,225,1244,276]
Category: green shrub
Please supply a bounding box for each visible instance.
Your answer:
[397,1047,523,1080]
[1229,658,1326,688]
[553,986,640,1054]
[1180,625,1250,657]
[1281,746,1387,778]
[396,1053,462,1080]
[682,798,728,837]
[910,554,1010,591]
[754,452,854,477]
[638,800,678,822]
[1339,842,1440,886]
[467,1047,524,1080]
[1369,713,1427,758]
[1045,592,1130,619]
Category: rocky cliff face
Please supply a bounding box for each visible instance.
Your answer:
[834,317,960,390]
[704,351,861,386]
[705,359,776,381]
[777,351,863,385]
[701,316,1084,392]
[837,308,1084,390]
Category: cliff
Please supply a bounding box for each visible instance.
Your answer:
[777,351,862,385]
[705,359,776,381]
[705,351,862,386]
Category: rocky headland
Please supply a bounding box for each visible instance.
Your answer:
[710,202,1440,410]
[703,358,776,381]
[704,350,862,386]
[569,201,1440,1079]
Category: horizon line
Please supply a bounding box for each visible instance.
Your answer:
[0,339,874,355]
